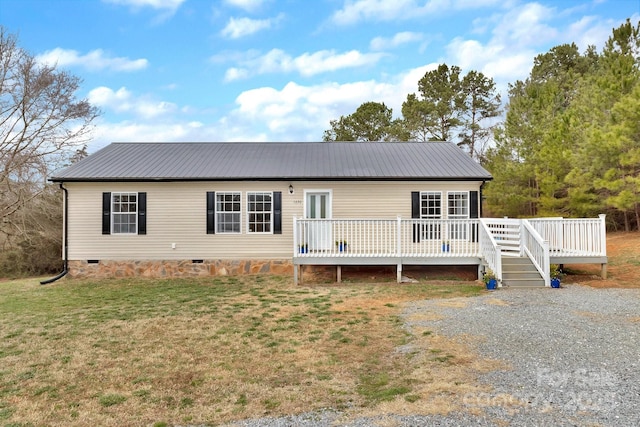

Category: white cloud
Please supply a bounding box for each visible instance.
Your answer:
[85,63,438,150]
[564,15,624,51]
[230,64,435,138]
[331,0,504,25]
[443,3,635,99]
[221,14,282,39]
[103,0,185,11]
[224,67,251,81]
[223,0,266,12]
[490,2,558,48]
[89,120,217,151]
[223,48,385,81]
[444,2,562,86]
[332,0,425,25]
[370,31,423,50]
[36,48,148,72]
[88,86,177,119]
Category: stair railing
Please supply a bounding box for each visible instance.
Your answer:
[521,220,550,287]
[479,219,503,286]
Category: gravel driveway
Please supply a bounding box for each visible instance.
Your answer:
[226,284,640,427]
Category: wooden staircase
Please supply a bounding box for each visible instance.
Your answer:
[501,256,545,287]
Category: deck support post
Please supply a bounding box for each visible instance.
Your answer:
[337,265,342,283]
[601,263,607,280]
[396,263,402,283]
[477,264,483,281]
[294,265,299,286]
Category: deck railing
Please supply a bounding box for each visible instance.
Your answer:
[293,217,481,258]
[522,220,551,286]
[528,215,607,257]
[399,219,481,257]
[479,219,503,284]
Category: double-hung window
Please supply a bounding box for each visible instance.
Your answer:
[447,191,469,239]
[448,192,469,218]
[102,192,146,235]
[420,192,442,240]
[112,192,137,234]
[216,192,241,233]
[247,192,273,233]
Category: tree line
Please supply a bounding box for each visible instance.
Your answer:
[324,19,640,231]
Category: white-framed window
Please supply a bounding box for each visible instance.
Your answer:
[247,192,273,233]
[420,192,442,219]
[448,191,469,239]
[448,192,469,218]
[112,192,137,234]
[216,192,241,233]
[420,191,442,240]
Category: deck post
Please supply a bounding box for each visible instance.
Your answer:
[396,216,402,258]
[599,214,607,255]
[337,265,342,283]
[599,214,607,279]
[293,216,298,256]
[293,216,298,285]
[396,263,402,283]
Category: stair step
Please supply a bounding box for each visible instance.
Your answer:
[503,271,543,280]
[503,264,539,273]
[504,278,545,287]
[502,257,533,264]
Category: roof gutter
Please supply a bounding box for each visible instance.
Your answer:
[49,176,493,183]
[41,183,68,285]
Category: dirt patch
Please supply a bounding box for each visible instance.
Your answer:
[561,232,640,288]
[436,300,469,308]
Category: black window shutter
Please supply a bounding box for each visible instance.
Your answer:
[470,190,479,242]
[470,191,479,218]
[102,192,111,235]
[137,192,147,235]
[273,191,282,234]
[206,191,215,234]
[411,191,420,243]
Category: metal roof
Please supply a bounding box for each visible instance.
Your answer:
[51,142,493,182]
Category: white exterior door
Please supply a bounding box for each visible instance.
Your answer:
[305,191,332,251]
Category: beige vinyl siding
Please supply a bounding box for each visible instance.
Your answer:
[65,181,482,261]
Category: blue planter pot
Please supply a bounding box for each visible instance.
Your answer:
[338,243,346,252]
[551,278,561,288]
[486,278,497,290]
[299,246,307,254]
[442,243,450,252]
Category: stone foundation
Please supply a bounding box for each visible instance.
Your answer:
[68,259,293,279]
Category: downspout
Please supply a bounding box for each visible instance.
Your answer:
[40,183,68,285]
[479,181,485,217]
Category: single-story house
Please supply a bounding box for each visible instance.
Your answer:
[47,141,607,286]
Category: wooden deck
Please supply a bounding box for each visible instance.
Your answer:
[292,216,608,286]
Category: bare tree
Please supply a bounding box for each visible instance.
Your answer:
[0,27,98,271]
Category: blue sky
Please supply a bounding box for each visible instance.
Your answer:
[1,0,638,151]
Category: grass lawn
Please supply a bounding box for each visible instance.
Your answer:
[0,275,486,426]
